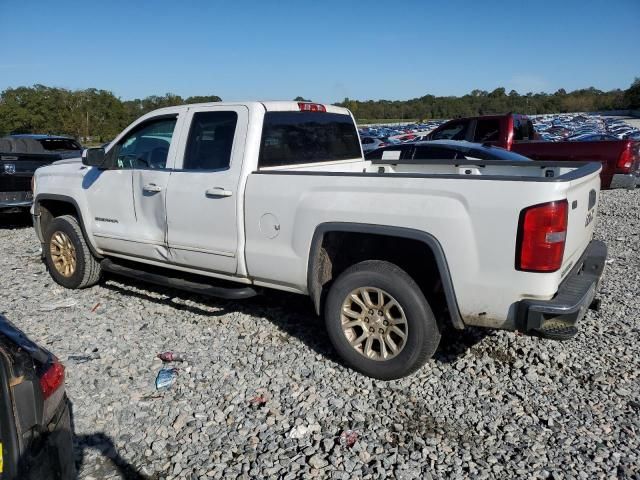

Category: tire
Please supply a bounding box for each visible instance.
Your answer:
[44,215,102,289]
[324,260,440,380]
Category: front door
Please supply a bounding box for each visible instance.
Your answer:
[83,167,136,255]
[91,114,181,261]
[165,106,248,274]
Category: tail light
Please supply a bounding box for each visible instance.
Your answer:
[616,144,632,172]
[516,200,568,272]
[40,360,65,423]
[40,361,65,399]
[298,102,326,112]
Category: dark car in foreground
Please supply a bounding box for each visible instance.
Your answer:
[0,135,82,213]
[0,315,75,479]
[365,139,533,162]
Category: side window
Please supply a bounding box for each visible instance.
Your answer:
[112,117,177,170]
[474,119,500,142]
[431,121,469,140]
[362,137,373,144]
[182,111,238,170]
[513,117,522,140]
[523,120,534,140]
[412,146,458,159]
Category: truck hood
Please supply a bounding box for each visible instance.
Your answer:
[52,156,82,165]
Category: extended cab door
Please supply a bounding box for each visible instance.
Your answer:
[165,105,249,274]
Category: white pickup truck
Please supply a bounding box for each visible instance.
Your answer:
[31,101,607,379]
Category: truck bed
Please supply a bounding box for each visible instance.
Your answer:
[244,158,602,329]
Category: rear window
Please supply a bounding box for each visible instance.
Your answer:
[259,112,361,168]
[37,138,82,151]
[473,119,500,142]
[430,121,469,140]
[464,147,531,161]
[413,146,459,160]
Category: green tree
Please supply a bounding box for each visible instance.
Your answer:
[184,95,222,104]
[623,77,640,109]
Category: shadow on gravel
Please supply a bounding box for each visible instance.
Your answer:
[101,275,339,362]
[0,211,32,229]
[70,401,152,479]
[100,274,484,368]
[433,326,491,364]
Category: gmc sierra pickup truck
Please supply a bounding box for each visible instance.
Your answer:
[31,101,606,379]
[427,113,640,189]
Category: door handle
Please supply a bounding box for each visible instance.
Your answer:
[205,187,233,198]
[143,183,163,193]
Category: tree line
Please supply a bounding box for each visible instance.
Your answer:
[0,85,221,141]
[337,78,640,121]
[0,80,638,140]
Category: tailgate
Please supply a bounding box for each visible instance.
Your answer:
[561,168,601,277]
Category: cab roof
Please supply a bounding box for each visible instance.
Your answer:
[145,101,351,116]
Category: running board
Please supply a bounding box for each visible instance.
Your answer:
[100,258,258,300]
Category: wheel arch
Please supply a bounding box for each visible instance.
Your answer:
[307,222,464,329]
[34,194,102,259]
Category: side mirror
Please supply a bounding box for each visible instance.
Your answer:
[82,148,106,168]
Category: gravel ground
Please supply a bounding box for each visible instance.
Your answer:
[0,188,639,480]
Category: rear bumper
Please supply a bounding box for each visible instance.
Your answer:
[610,172,640,189]
[518,240,607,334]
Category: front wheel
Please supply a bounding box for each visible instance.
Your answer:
[324,260,441,380]
[44,215,102,289]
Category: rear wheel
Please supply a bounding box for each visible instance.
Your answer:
[44,215,101,289]
[324,260,440,380]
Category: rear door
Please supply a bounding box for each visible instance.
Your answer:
[165,105,248,274]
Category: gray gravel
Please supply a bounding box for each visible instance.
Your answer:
[1,188,639,479]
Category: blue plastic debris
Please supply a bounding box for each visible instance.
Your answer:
[155,367,178,390]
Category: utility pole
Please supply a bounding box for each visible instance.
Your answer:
[86,111,89,141]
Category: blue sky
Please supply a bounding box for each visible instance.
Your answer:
[0,0,638,103]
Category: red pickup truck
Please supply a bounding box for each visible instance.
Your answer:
[427,113,640,189]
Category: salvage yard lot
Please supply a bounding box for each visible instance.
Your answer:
[1,190,639,479]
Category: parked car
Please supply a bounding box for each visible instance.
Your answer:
[427,113,640,189]
[32,101,606,379]
[0,315,75,479]
[365,140,533,162]
[0,135,83,213]
[360,137,386,152]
